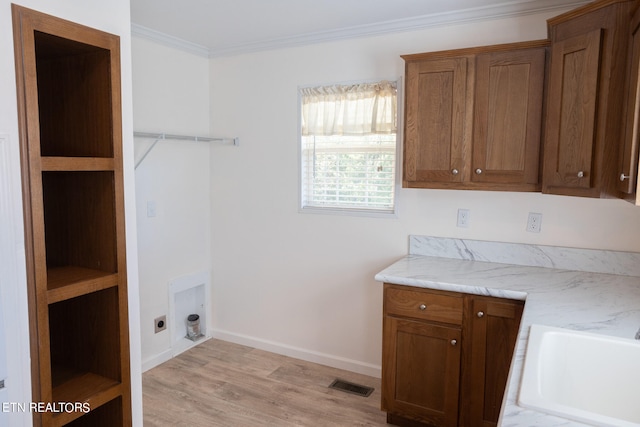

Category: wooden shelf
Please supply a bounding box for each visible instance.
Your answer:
[47,267,118,304]
[51,370,122,426]
[62,396,123,427]
[41,157,115,171]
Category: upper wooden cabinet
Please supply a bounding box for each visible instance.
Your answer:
[543,0,637,197]
[402,0,640,202]
[403,41,547,191]
[621,5,640,202]
[403,56,468,186]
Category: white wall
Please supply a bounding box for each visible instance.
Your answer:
[209,10,640,376]
[131,37,212,369]
[0,1,142,425]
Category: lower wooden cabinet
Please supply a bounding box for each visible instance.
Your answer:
[381,284,524,427]
[383,317,462,427]
[460,296,524,427]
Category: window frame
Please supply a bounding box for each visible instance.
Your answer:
[297,77,403,218]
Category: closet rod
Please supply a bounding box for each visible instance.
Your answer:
[133,131,238,170]
[134,131,238,145]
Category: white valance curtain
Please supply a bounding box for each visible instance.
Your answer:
[300,80,397,136]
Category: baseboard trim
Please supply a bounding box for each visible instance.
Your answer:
[141,349,173,372]
[210,329,382,378]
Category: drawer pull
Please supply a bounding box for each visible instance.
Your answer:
[577,170,585,178]
[477,311,485,318]
[451,339,457,346]
[451,168,459,175]
[419,304,427,311]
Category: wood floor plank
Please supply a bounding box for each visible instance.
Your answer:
[143,338,388,426]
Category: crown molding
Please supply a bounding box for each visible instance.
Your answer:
[132,0,590,58]
[131,24,210,57]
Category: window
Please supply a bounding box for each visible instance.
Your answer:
[299,80,398,214]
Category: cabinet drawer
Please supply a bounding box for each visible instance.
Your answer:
[384,285,463,325]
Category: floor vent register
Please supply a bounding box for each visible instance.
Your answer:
[328,379,374,397]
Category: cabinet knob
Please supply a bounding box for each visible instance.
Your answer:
[451,339,457,346]
[620,173,630,181]
[577,171,584,178]
[451,169,459,175]
[477,311,485,318]
[475,168,483,175]
[419,304,427,311]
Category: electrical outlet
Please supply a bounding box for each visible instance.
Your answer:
[154,315,167,333]
[527,212,542,233]
[457,209,470,228]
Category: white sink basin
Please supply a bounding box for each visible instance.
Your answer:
[519,324,640,426]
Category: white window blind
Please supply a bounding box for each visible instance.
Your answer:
[300,80,398,213]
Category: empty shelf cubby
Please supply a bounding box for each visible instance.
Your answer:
[49,287,122,394]
[42,171,118,291]
[35,31,114,158]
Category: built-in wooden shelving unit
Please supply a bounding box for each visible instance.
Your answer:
[12,5,131,426]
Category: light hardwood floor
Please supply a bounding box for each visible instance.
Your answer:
[143,338,389,426]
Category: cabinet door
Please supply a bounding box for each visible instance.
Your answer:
[382,316,461,427]
[404,57,469,185]
[543,29,603,193]
[619,9,640,195]
[461,297,523,427]
[472,48,545,188]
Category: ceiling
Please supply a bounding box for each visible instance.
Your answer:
[130,0,589,57]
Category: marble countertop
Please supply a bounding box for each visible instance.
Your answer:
[375,253,640,426]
